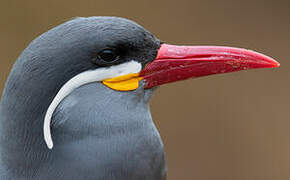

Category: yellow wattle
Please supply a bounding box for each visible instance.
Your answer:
[102,73,143,91]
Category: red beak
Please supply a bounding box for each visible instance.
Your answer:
[140,44,280,88]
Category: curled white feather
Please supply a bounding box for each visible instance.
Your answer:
[44,61,142,149]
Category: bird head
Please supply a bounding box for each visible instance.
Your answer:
[2,17,278,150]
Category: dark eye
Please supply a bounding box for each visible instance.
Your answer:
[98,49,119,63]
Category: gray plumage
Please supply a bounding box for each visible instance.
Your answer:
[0,17,166,179]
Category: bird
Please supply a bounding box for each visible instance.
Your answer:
[0,16,279,180]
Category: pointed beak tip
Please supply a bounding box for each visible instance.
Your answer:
[240,48,280,69]
[273,61,280,68]
[264,56,280,68]
[244,49,280,69]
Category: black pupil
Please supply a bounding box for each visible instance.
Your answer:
[99,49,117,62]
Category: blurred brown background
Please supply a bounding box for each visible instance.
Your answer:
[0,0,289,179]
